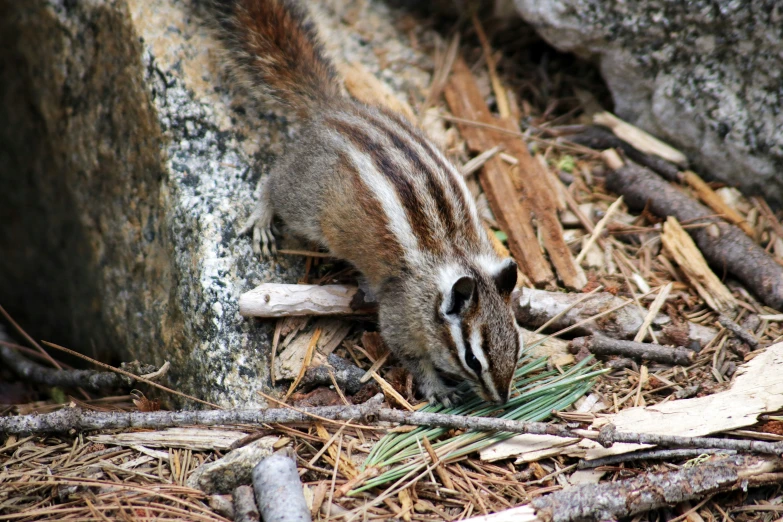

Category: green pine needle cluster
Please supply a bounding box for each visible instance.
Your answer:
[351,350,604,494]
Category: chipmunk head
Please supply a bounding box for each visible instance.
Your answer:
[378,256,522,405]
[432,257,521,403]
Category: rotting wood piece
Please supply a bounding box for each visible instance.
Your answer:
[501,119,586,290]
[605,160,783,310]
[444,57,553,287]
[532,455,782,522]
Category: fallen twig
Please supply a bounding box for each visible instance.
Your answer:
[717,314,760,348]
[593,112,688,166]
[253,450,311,522]
[5,396,783,457]
[532,455,782,522]
[578,447,736,469]
[605,160,783,309]
[569,334,695,366]
[41,340,221,409]
[595,424,783,455]
[300,353,367,395]
[0,344,138,391]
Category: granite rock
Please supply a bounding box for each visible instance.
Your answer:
[0,0,430,407]
[513,0,783,205]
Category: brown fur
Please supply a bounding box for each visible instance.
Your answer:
[213,0,339,114]
[216,0,521,405]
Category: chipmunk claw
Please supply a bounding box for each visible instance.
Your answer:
[240,178,276,259]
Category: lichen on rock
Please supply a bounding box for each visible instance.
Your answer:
[514,0,783,205]
[0,0,431,407]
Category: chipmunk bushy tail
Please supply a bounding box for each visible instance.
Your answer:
[212,0,341,114]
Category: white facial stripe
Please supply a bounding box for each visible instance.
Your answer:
[437,264,465,312]
[476,254,507,276]
[470,327,501,402]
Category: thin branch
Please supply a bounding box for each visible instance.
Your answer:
[569,333,695,366]
[717,314,760,348]
[5,399,783,458]
[0,344,134,391]
[41,340,221,409]
[578,448,736,469]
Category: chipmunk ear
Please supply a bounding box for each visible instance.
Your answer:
[492,258,518,296]
[444,276,476,316]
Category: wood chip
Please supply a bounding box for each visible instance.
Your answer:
[594,111,688,166]
[661,216,736,313]
[89,428,249,451]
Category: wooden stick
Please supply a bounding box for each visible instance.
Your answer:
[633,282,672,343]
[471,14,510,119]
[606,160,783,310]
[569,334,695,366]
[594,111,688,166]
[239,284,376,317]
[574,196,623,265]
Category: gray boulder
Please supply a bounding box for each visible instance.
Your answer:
[514,0,783,205]
[0,0,428,407]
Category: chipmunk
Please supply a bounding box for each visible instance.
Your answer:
[214,0,522,405]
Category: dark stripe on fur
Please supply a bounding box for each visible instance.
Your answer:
[480,323,501,396]
[335,151,406,265]
[362,111,459,240]
[380,109,480,245]
[327,118,444,254]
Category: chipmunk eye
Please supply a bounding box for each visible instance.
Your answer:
[464,342,482,376]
